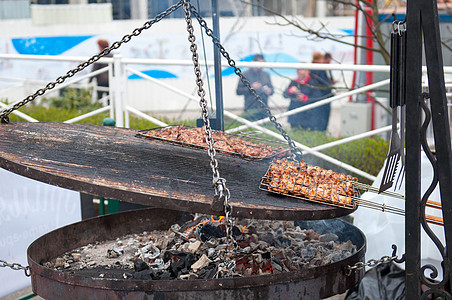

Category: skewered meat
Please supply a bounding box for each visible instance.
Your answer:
[264,158,358,208]
[142,125,288,159]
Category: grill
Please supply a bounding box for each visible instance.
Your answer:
[0,122,355,220]
[0,122,365,298]
[27,207,366,300]
[259,158,359,210]
[137,125,291,160]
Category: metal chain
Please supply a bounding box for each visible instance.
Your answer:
[345,255,399,276]
[0,0,184,124]
[183,0,236,251]
[189,6,303,161]
[0,259,31,277]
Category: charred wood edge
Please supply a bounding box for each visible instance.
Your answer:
[419,94,450,292]
[0,122,354,220]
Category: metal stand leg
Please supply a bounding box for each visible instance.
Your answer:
[406,0,452,297]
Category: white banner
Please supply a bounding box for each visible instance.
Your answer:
[0,168,81,297]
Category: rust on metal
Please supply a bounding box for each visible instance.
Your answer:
[0,122,355,220]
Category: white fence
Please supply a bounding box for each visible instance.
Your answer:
[1,52,451,180]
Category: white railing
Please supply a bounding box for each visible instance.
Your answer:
[1,52,451,180]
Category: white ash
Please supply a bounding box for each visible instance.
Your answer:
[44,216,357,280]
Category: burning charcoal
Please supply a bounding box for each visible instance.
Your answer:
[163,251,196,278]
[215,244,227,251]
[179,274,196,280]
[71,253,82,262]
[250,234,259,244]
[249,242,259,252]
[261,252,271,260]
[199,223,225,241]
[308,257,323,267]
[272,258,284,272]
[319,233,339,243]
[133,269,153,280]
[258,241,269,251]
[54,257,65,268]
[159,271,173,280]
[273,227,284,238]
[207,247,216,259]
[262,233,275,246]
[244,225,257,235]
[305,229,320,241]
[134,259,149,272]
[242,246,252,254]
[88,261,97,267]
[236,236,251,249]
[191,254,212,272]
[106,249,121,258]
[271,221,282,231]
[253,254,262,265]
[232,226,242,237]
[197,263,217,279]
[277,236,291,248]
[301,246,317,260]
[335,240,356,253]
[155,239,169,250]
[188,240,202,253]
[46,214,360,281]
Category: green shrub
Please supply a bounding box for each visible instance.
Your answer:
[285,128,389,183]
[43,88,102,111]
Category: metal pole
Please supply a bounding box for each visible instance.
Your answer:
[212,0,224,131]
[421,0,452,294]
[112,51,124,127]
[405,0,422,297]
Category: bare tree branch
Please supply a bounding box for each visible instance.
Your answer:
[239,0,393,64]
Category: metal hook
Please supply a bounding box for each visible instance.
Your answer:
[391,244,406,263]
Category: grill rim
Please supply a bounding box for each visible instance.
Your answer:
[27,207,366,297]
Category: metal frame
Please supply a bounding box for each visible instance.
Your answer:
[405,0,452,298]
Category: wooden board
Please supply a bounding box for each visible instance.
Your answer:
[0,122,354,220]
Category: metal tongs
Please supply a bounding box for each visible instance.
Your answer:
[379,20,407,193]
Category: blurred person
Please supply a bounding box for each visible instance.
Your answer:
[310,52,334,131]
[323,52,336,85]
[89,39,112,101]
[283,67,324,130]
[236,54,274,121]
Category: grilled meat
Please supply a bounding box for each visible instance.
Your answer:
[266,158,358,207]
[144,125,287,159]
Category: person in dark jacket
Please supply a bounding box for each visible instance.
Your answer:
[236,54,274,121]
[284,67,324,130]
[89,39,112,100]
[309,52,334,131]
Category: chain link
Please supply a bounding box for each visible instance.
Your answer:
[345,255,399,276]
[182,0,236,252]
[189,6,303,161]
[0,0,184,124]
[0,259,31,277]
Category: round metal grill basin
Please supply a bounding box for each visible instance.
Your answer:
[27,208,366,300]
